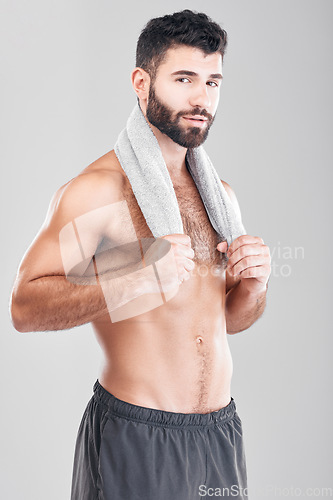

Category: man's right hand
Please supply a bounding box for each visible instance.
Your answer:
[140,234,195,293]
[160,234,195,284]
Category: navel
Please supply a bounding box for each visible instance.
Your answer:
[196,335,204,344]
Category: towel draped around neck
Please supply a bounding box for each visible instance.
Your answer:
[114,102,246,247]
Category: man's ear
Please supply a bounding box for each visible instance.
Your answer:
[131,67,150,102]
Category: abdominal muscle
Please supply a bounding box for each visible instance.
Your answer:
[92,268,233,414]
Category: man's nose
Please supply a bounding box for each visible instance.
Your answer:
[189,83,211,109]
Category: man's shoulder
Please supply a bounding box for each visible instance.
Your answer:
[46,150,126,227]
[220,179,236,206]
[221,179,232,196]
[80,149,125,177]
[60,149,124,199]
[76,148,125,188]
[220,179,242,221]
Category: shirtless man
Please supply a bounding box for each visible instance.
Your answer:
[10,9,271,500]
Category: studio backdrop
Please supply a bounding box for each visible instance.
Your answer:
[1,1,332,499]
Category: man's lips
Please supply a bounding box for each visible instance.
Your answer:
[183,115,208,121]
[183,116,208,126]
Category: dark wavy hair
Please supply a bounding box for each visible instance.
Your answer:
[136,9,228,85]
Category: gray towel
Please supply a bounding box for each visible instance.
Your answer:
[114,102,246,247]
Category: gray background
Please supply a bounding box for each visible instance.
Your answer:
[1,0,332,498]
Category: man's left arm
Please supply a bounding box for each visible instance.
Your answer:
[217,181,271,334]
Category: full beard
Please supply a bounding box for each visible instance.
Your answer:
[146,84,215,148]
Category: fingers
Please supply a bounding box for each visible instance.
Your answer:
[160,234,195,285]
[227,235,264,258]
[183,257,195,272]
[228,245,266,270]
[177,254,195,284]
[227,237,268,267]
[177,245,194,260]
[227,234,271,284]
[228,255,267,277]
[161,233,192,247]
[238,264,270,280]
[216,241,228,253]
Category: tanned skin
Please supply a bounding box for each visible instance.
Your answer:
[10,45,271,413]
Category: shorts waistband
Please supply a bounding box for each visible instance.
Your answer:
[93,379,237,429]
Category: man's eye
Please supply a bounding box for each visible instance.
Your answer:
[176,78,219,87]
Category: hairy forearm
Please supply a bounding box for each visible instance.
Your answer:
[11,276,107,332]
[11,238,180,333]
[225,280,267,334]
[11,264,149,332]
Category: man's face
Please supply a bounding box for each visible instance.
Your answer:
[145,45,223,148]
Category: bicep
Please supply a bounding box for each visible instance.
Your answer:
[16,172,122,286]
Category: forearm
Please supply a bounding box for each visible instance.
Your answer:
[11,264,150,333]
[11,237,181,332]
[225,280,267,334]
[11,276,107,332]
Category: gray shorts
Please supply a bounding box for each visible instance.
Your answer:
[70,380,248,500]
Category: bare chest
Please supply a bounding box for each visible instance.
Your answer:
[122,177,227,268]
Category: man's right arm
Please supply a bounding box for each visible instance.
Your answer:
[9,170,142,332]
[10,170,195,333]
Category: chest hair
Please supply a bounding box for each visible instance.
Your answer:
[122,179,227,269]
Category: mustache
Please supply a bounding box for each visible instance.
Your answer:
[179,110,212,121]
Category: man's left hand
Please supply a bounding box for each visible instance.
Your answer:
[217,235,271,295]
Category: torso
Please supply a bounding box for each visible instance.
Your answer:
[88,150,232,414]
